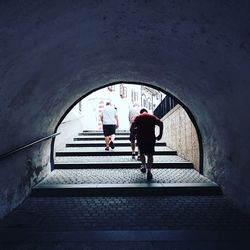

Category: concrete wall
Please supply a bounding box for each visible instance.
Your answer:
[0,0,250,217]
[162,105,200,171]
[54,105,85,152]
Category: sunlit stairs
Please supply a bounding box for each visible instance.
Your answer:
[32,130,221,196]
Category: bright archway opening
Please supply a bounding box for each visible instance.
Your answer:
[53,82,202,174]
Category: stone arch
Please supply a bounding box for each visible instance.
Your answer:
[1,0,250,218]
[52,81,203,173]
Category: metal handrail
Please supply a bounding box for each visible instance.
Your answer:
[0,132,60,160]
[153,95,178,119]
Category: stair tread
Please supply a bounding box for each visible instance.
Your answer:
[32,169,221,196]
[75,135,131,138]
[34,182,219,189]
[50,131,212,195]
[35,169,213,185]
[66,140,166,146]
[57,146,173,153]
[55,155,191,164]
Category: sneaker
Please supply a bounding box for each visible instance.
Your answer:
[140,165,146,173]
[147,171,153,180]
[105,147,109,151]
[109,141,115,149]
[132,152,136,159]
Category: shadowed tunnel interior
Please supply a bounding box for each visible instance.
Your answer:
[0,0,250,219]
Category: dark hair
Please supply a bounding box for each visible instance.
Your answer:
[140,108,148,114]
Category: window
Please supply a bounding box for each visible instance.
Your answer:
[131,90,138,102]
[147,97,151,110]
[107,85,115,91]
[156,92,160,100]
[142,94,146,108]
[79,101,82,112]
[120,84,127,98]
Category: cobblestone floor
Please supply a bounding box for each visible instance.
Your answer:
[0,196,249,231]
[39,169,212,184]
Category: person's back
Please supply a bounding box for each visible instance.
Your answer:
[102,105,117,125]
[134,112,161,141]
[128,104,140,125]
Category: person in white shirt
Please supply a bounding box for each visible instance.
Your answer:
[100,102,119,150]
[128,102,140,159]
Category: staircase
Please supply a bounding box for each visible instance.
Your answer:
[32,130,221,196]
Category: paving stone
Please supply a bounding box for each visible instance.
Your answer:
[0,196,250,231]
[38,169,213,185]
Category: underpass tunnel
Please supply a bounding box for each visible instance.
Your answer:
[0,0,250,218]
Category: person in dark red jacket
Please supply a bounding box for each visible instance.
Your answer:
[133,108,163,180]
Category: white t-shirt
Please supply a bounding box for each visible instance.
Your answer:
[128,106,140,124]
[102,105,117,125]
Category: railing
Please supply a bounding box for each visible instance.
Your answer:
[0,132,60,160]
[153,95,178,119]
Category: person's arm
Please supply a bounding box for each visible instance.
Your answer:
[133,116,138,129]
[115,114,119,128]
[156,120,163,141]
[100,113,103,123]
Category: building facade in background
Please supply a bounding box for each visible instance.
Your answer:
[73,84,165,131]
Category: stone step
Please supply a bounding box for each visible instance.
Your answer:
[66,141,166,147]
[57,144,175,155]
[79,131,130,136]
[31,182,221,196]
[56,149,176,157]
[31,169,221,196]
[74,136,131,141]
[54,162,193,169]
[1,230,248,248]
[54,155,193,169]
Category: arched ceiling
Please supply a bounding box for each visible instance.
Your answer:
[0,0,250,217]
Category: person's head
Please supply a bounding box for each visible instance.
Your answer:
[140,108,148,114]
[106,102,111,106]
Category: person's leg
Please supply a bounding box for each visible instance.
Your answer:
[138,141,146,173]
[103,125,109,150]
[131,140,136,158]
[140,153,146,166]
[131,141,136,151]
[146,142,155,180]
[146,153,153,180]
[110,133,115,142]
[129,124,136,158]
[109,125,116,149]
[147,154,153,172]
[105,136,110,149]
[140,153,147,173]
[137,146,141,161]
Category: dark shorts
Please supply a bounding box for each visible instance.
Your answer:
[103,124,116,136]
[129,123,137,142]
[137,140,155,155]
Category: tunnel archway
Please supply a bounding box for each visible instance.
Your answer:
[52,81,203,174]
[1,0,250,219]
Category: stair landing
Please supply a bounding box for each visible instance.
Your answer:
[32,168,220,196]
